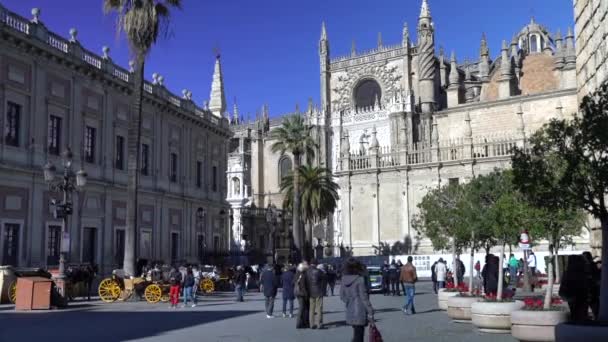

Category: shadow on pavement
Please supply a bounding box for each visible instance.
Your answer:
[0,310,258,342]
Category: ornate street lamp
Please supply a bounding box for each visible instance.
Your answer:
[42,147,87,303]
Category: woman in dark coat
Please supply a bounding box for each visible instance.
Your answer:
[294,262,310,329]
[340,258,374,342]
[482,254,499,295]
[559,254,591,322]
[281,265,296,318]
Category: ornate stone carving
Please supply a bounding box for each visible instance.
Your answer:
[331,63,403,112]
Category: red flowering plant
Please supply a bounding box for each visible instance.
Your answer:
[482,289,516,302]
[443,282,467,293]
[522,296,564,311]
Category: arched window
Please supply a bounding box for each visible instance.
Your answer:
[530,34,538,53]
[354,79,382,109]
[279,157,292,182]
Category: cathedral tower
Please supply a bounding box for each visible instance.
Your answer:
[209,54,227,117]
[319,22,331,113]
[417,0,436,115]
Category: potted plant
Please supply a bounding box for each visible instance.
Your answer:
[447,284,483,322]
[438,281,462,310]
[471,291,524,333]
[511,296,568,342]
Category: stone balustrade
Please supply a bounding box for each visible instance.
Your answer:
[0,6,228,130]
[340,134,522,172]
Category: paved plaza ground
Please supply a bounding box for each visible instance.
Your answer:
[0,280,515,342]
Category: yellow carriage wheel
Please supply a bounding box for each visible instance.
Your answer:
[144,284,162,303]
[98,278,120,303]
[8,281,17,304]
[202,278,214,293]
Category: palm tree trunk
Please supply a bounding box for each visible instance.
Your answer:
[292,154,303,262]
[123,55,145,276]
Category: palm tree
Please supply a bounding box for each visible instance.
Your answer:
[281,165,339,260]
[270,114,317,261]
[104,0,181,276]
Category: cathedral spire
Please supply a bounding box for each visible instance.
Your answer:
[377,32,383,48]
[449,51,459,85]
[480,32,489,57]
[402,22,410,47]
[320,21,327,41]
[209,54,226,117]
[419,0,431,19]
[232,98,239,124]
[351,39,356,57]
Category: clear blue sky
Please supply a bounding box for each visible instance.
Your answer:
[4,0,575,117]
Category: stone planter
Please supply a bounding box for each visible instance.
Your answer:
[511,309,568,342]
[447,295,481,322]
[437,289,460,310]
[471,300,524,333]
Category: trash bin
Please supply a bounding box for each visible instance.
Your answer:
[15,277,52,310]
[0,265,17,304]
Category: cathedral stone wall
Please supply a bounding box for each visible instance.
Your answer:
[575,0,608,101]
[436,90,578,141]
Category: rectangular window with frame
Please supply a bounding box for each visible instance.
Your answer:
[196,161,202,188]
[48,115,62,155]
[84,126,96,163]
[2,223,20,266]
[141,143,149,175]
[212,166,217,192]
[170,153,178,183]
[5,101,21,147]
[47,225,61,266]
[448,177,459,186]
[115,135,125,170]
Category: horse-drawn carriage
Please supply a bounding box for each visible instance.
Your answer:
[98,267,172,303]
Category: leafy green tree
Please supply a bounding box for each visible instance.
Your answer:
[512,81,608,318]
[513,139,586,308]
[281,165,338,260]
[413,182,471,285]
[104,0,181,276]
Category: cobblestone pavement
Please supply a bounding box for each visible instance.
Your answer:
[0,280,515,342]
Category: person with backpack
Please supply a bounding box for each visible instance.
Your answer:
[340,257,374,342]
[294,262,310,329]
[183,267,196,308]
[168,267,182,308]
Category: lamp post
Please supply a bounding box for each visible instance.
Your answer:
[196,208,206,264]
[266,203,280,264]
[42,147,87,302]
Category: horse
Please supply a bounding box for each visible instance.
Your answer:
[66,264,98,301]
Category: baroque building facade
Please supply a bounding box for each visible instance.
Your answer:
[0,6,232,275]
[228,0,593,257]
